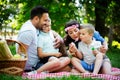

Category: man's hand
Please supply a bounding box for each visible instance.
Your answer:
[100,45,108,54]
[100,41,108,54]
[53,37,62,48]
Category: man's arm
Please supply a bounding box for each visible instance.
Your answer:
[52,30,68,56]
[37,47,62,58]
[17,31,34,53]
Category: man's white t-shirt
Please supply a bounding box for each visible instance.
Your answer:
[17,20,39,70]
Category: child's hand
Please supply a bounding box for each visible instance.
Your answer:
[55,52,62,57]
[91,47,99,56]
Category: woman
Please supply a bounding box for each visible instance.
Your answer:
[63,20,120,76]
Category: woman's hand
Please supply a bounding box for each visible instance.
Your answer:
[69,42,83,59]
[68,42,78,57]
[69,42,77,53]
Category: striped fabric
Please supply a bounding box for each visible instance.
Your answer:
[22,68,120,80]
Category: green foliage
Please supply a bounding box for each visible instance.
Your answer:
[1,0,120,43]
[106,0,120,44]
[0,0,18,29]
[16,0,79,36]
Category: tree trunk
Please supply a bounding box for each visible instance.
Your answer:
[108,25,113,48]
[95,0,109,37]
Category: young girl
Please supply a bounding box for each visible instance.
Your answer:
[37,19,70,72]
[27,19,70,75]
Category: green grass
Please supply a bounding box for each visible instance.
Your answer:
[45,75,103,80]
[0,74,103,80]
[0,73,28,80]
[0,47,119,80]
[106,48,120,68]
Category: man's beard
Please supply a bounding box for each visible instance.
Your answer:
[39,24,47,30]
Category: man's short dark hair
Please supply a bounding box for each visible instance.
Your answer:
[30,5,49,19]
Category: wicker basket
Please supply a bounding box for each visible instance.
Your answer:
[0,39,27,76]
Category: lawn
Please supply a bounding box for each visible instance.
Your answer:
[106,48,120,68]
[0,47,120,80]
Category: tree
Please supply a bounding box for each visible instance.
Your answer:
[78,0,120,48]
[0,0,18,38]
[16,0,79,37]
[106,0,120,47]
[1,0,120,47]
[95,0,110,37]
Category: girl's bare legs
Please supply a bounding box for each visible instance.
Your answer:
[49,57,70,72]
[54,65,71,72]
[101,59,120,76]
[36,57,60,73]
[93,53,103,74]
[71,57,88,73]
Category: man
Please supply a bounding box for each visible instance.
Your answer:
[17,5,67,73]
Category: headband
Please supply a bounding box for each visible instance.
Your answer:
[65,24,79,32]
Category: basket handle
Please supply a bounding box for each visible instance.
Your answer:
[6,39,27,58]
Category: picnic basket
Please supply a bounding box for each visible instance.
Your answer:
[0,39,27,76]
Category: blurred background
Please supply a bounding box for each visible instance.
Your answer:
[0,0,120,49]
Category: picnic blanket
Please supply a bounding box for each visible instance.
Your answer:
[22,67,120,80]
